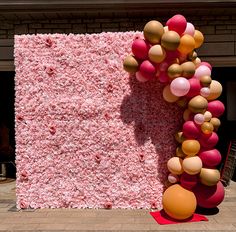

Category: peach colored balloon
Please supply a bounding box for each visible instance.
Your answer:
[167,157,184,175]
[183,156,202,175]
[163,85,179,103]
[206,80,223,101]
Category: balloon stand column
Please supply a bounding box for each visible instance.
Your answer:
[123,15,225,221]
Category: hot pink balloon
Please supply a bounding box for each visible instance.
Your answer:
[186,78,201,98]
[139,60,156,79]
[200,87,210,97]
[132,39,150,60]
[199,132,219,149]
[184,22,195,36]
[207,100,225,117]
[194,65,211,79]
[182,120,201,139]
[194,114,205,125]
[170,77,190,97]
[136,71,149,82]
[198,149,222,168]
[180,172,198,190]
[200,62,212,71]
[159,72,170,84]
[167,14,187,35]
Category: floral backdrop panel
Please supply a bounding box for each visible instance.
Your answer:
[14,32,182,209]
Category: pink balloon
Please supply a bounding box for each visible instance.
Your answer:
[198,149,222,167]
[194,65,211,79]
[200,62,212,71]
[199,132,219,149]
[207,100,225,117]
[139,60,156,79]
[184,22,195,36]
[180,172,198,190]
[186,78,201,98]
[159,62,169,72]
[136,71,149,82]
[168,173,179,183]
[194,114,205,125]
[194,182,225,208]
[200,87,210,97]
[159,72,170,84]
[182,120,201,139]
[165,50,180,62]
[132,39,150,60]
[170,77,190,97]
[167,14,187,35]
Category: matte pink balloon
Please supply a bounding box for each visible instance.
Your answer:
[170,77,190,97]
[194,182,225,208]
[184,22,195,36]
[167,14,187,35]
[194,65,211,79]
[207,100,225,117]
[200,62,212,71]
[182,120,201,139]
[180,172,198,190]
[199,132,219,149]
[200,87,210,97]
[132,39,150,60]
[186,78,201,98]
[136,71,149,82]
[198,149,222,167]
[168,173,179,183]
[165,50,180,62]
[194,114,205,125]
[139,60,156,79]
[159,72,170,84]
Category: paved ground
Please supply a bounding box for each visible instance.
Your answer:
[0,179,236,231]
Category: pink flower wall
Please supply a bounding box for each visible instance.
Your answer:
[14,32,183,209]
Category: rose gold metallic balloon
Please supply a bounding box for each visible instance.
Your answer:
[199,168,221,186]
[144,20,164,44]
[123,55,139,73]
[201,122,214,135]
[181,61,196,78]
[167,64,183,79]
[210,117,221,131]
[161,31,181,50]
[188,95,208,113]
[200,75,212,87]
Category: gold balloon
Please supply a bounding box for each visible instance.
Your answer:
[167,157,184,175]
[193,30,204,48]
[123,55,139,73]
[201,122,214,135]
[193,57,201,67]
[181,61,196,78]
[167,64,183,79]
[182,140,200,156]
[183,109,192,121]
[178,34,195,54]
[188,51,198,61]
[148,45,166,63]
[200,75,212,87]
[210,117,221,131]
[161,31,180,51]
[177,97,188,108]
[188,95,208,113]
[183,156,202,175]
[175,132,185,144]
[144,20,164,44]
[163,85,179,103]
[162,184,197,220]
[200,168,221,186]
[204,111,212,122]
[206,80,223,100]
[176,146,186,158]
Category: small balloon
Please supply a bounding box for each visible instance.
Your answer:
[194,113,205,125]
[200,75,212,87]
[175,132,185,143]
[136,71,149,82]
[139,60,156,79]
[176,146,186,158]
[132,39,150,60]
[184,22,195,36]
[201,122,214,135]
[206,80,223,101]
[193,30,204,48]
[143,20,164,44]
[182,139,201,156]
[163,85,179,103]
[167,157,184,175]
[123,55,139,73]
[210,117,221,131]
[159,72,170,83]
[148,45,166,63]
[181,61,196,78]
[183,109,194,121]
[204,111,212,122]
[168,173,179,184]
[170,77,190,97]
[167,64,183,79]
[186,78,201,98]
[207,100,225,117]
[200,87,210,97]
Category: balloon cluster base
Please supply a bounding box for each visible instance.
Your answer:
[150,209,208,225]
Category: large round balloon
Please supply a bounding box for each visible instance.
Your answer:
[178,35,195,54]
[199,168,221,186]
[167,14,187,35]
[170,77,190,97]
[162,184,197,220]
[207,100,225,117]
[188,95,208,113]
[194,65,211,79]
[167,63,182,79]
[163,85,179,103]
[194,181,225,208]
[180,172,198,190]
[206,80,223,101]
[132,39,149,60]
[143,20,164,44]
[123,55,139,73]
[182,156,202,175]
[181,62,195,78]
[182,121,200,139]
[161,31,180,51]
[184,22,195,36]
[198,149,222,167]
[199,132,219,149]
[139,60,156,79]
[167,157,184,175]
[186,78,201,98]
[148,45,166,63]
[193,30,204,48]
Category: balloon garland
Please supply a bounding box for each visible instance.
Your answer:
[123,14,225,220]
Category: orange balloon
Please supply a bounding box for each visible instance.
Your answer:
[162,184,197,220]
[182,140,200,156]
[193,30,204,48]
[178,35,195,54]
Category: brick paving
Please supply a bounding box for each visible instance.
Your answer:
[0,179,236,231]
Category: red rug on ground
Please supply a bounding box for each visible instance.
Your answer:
[150,209,208,225]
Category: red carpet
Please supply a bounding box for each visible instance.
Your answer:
[150,209,208,225]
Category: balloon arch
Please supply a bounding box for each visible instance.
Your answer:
[123,14,225,220]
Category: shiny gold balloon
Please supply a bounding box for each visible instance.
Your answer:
[182,156,202,175]
[167,64,183,79]
[182,140,201,156]
[175,132,185,143]
[163,85,179,103]
[181,61,196,78]
[193,30,204,48]
[199,168,221,186]
[123,55,139,73]
[144,20,164,44]
[148,45,166,63]
[200,75,212,87]
[188,51,198,61]
[188,95,208,113]
[176,146,186,158]
[210,117,221,131]
[206,80,223,100]
[204,111,212,122]
[161,31,180,51]
[177,97,188,108]
[201,122,214,135]
[167,157,184,175]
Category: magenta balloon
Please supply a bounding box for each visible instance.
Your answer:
[199,132,219,149]
[184,22,195,36]
[159,72,170,83]
[183,120,201,139]
[132,39,149,60]
[200,62,212,71]
[170,77,190,97]
[207,100,225,117]
[180,172,198,190]
[167,14,187,35]
[136,71,149,82]
[186,78,201,98]
[198,149,222,167]
[139,60,156,79]
[194,182,225,208]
